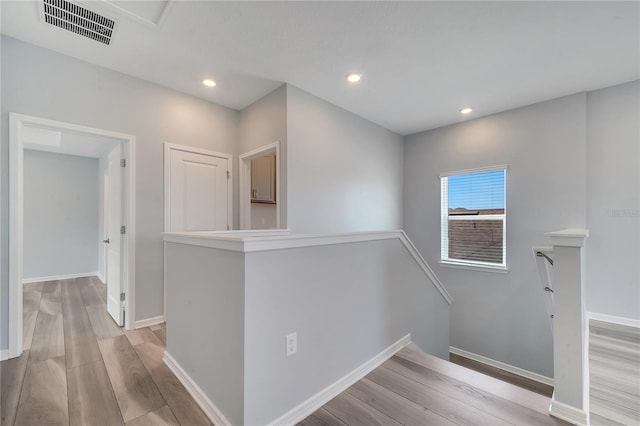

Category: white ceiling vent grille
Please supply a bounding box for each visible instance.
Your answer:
[40,0,116,45]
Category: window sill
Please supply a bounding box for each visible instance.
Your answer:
[439,260,509,274]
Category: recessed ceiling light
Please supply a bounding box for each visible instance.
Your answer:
[346,72,362,83]
[459,107,473,114]
[203,79,216,87]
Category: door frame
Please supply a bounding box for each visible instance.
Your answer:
[163,143,233,233]
[239,141,281,230]
[8,112,137,359]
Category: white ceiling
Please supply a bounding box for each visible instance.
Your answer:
[2,1,638,135]
[23,125,120,158]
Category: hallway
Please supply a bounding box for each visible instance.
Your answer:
[1,277,210,426]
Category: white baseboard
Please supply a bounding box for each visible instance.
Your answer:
[269,334,412,426]
[450,346,554,387]
[134,315,166,329]
[0,349,9,361]
[587,311,640,329]
[164,351,232,426]
[549,399,588,426]
[23,272,97,284]
[96,271,106,284]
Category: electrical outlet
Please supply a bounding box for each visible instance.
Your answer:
[286,332,297,357]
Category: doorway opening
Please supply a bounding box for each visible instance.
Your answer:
[239,141,281,230]
[7,113,136,360]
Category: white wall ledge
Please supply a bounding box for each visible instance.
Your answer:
[164,229,453,305]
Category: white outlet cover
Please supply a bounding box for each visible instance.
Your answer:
[286,332,297,357]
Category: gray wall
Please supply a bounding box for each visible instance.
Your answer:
[23,150,99,279]
[164,243,245,426]
[286,85,403,233]
[1,36,240,347]
[239,85,288,227]
[244,238,450,424]
[404,93,588,378]
[586,81,640,319]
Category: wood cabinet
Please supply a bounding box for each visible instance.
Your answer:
[251,154,276,203]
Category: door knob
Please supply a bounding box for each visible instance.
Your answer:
[103,239,110,244]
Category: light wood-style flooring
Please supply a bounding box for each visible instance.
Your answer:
[299,344,569,426]
[449,352,554,397]
[4,277,571,426]
[1,277,211,426]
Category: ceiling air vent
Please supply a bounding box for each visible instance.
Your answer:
[39,0,116,45]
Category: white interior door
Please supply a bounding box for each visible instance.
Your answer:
[106,144,124,326]
[167,146,230,232]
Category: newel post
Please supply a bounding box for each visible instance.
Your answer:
[546,228,590,425]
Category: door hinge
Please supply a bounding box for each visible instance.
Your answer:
[120,292,125,301]
[226,170,230,179]
[120,159,126,167]
[120,225,126,235]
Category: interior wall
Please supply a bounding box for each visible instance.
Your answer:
[97,153,108,282]
[251,203,277,229]
[286,85,403,233]
[404,93,588,378]
[239,85,287,228]
[586,80,640,319]
[244,238,450,425]
[23,150,99,279]
[1,36,240,345]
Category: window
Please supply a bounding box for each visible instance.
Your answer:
[440,166,507,270]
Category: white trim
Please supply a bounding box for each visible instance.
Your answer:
[439,260,509,274]
[546,229,589,247]
[448,214,505,221]
[239,142,281,230]
[96,271,106,284]
[163,351,232,426]
[548,399,589,426]
[268,334,412,426]
[163,230,453,304]
[163,143,233,233]
[134,315,166,329]
[449,346,554,387]
[439,164,509,178]
[587,312,640,329]
[9,113,137,359]
[23,272,98,284]
[0,349,9,361]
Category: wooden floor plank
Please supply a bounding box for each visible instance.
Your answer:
[124,327,162,347]
[23,286,43,313]
[125,405,180,426]
[86,304,124,341]
[22,309,38,350]
[14,356,69,426]
[80,280,104,306]
[385,356,566,426]
[367,365,512,426]
[450,352,554,397]
[396,343,552,415]
[153,328,167,346]
[1,349,30,426]
[324,391,402,426]
[99,335,166,422]
[28,311,64,364]
[134,341,211,426]
[346,377,457,426]
[67,360,124,426]
[298,407,346,426]
[62,280,103,369]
